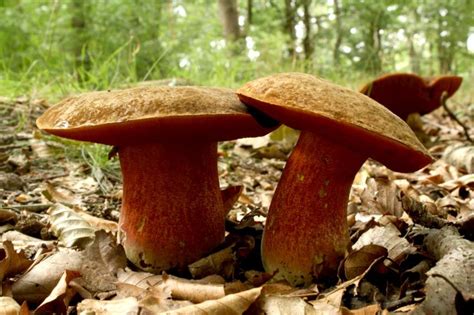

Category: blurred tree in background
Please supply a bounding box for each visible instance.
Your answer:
[0,0,472,97]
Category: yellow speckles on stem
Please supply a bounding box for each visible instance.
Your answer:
[318,188,327,198]
[137,217,146,233]
[298,174,305,181]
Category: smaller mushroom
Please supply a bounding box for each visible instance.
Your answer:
[360,73,462,120]
[237,73,432,286]
[36,86,277,272]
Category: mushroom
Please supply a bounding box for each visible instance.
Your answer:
[360,73,462,120]
[36,86,277,272]
[237,73,432,286]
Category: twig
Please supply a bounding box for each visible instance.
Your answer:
[1,203,53,212]
[441,92,473,144]
[401,194,448,229]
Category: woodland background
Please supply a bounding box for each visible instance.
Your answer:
[0,1,473,313]
[0,0,473,100]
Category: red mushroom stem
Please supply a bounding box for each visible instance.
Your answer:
[262,131,366,285]
[118,140,225,272]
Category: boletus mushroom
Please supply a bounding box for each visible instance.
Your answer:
[36,86,277,272]
[360,73,462,120]
[237,73,432,286]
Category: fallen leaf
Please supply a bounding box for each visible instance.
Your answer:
[163,286,262,315]
[188,246,234,279]
[343,245,388,280]
[0,297,21,315]
[47,203,96,248]
[442,143,474,173]
[35,270,81,314]
[352,224,416,263]
[77,297,139,315]
[0,240,34,282]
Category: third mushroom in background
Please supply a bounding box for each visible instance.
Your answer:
[359,73,462,120]
[237,72,433,286]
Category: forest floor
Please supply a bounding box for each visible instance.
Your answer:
[0,95,473,314]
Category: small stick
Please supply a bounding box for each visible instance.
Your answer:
[0,203,53,212]
[441,92,473,143]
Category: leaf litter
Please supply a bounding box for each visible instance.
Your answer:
[0,95,473,313]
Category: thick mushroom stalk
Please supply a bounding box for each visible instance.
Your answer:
[237,72,432,286]
[119,141,224,271]
[35,86,278,273]
[262,131,365,285]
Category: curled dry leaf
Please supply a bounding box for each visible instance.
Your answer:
[12,231,126,304]
[343,245,388,280]
[162,273,226,303]
[254,283,319,314]
[352,224,416,264]
[0,240,34,282]
[12,248,83,304]
[360,177,404,217]
[35,270,81,314]
[188,246,234,279]
[0,209,17,224]
[77,297,139,315]
[163,286,262,315]
[116,269,162,288]
[442,143,474,173]
[0,297,21,315]
[77,230,127,293]
[47,203,96,248]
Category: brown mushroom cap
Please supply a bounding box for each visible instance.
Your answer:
[360,73,462,118]
[36,86,276,145]
[427,75,463,105]
[237,72,432,172]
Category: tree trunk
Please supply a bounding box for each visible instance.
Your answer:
[71,0,90,82]
[333,0,343,65]
[366,11,383,73]
[407,10,421,73]
[218,0,240,41]
[283,0,298,59]
[302,0,314,61]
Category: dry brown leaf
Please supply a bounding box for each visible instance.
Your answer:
[12,248,82,304]
[77,230,127,293]
[71,206,118,233]
[442,143,474,173]
[35,270,81,314]
[0,209,17,224]
[360,177,404,217]
[341,304,382,314]
[0,297,21,315]
[45,182,81,205]
[162,274,226,303]
[1,230,55,252]
[188,246,234,279]
[77,297,139,315]
[47,203,96,248]
[116,269,162,288]
[0,240,34,282]
[12,231,126,303]
[257,295,318,314]
[343,245,388,280]
[163,286,262,315]
[352,224,415,263]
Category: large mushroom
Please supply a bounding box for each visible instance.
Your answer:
[36,86,277,272]
[237,73,432,286]
[360,73,462,120]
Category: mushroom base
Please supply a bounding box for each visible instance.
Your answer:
[118,141,225,272]
[262,131,365,286]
